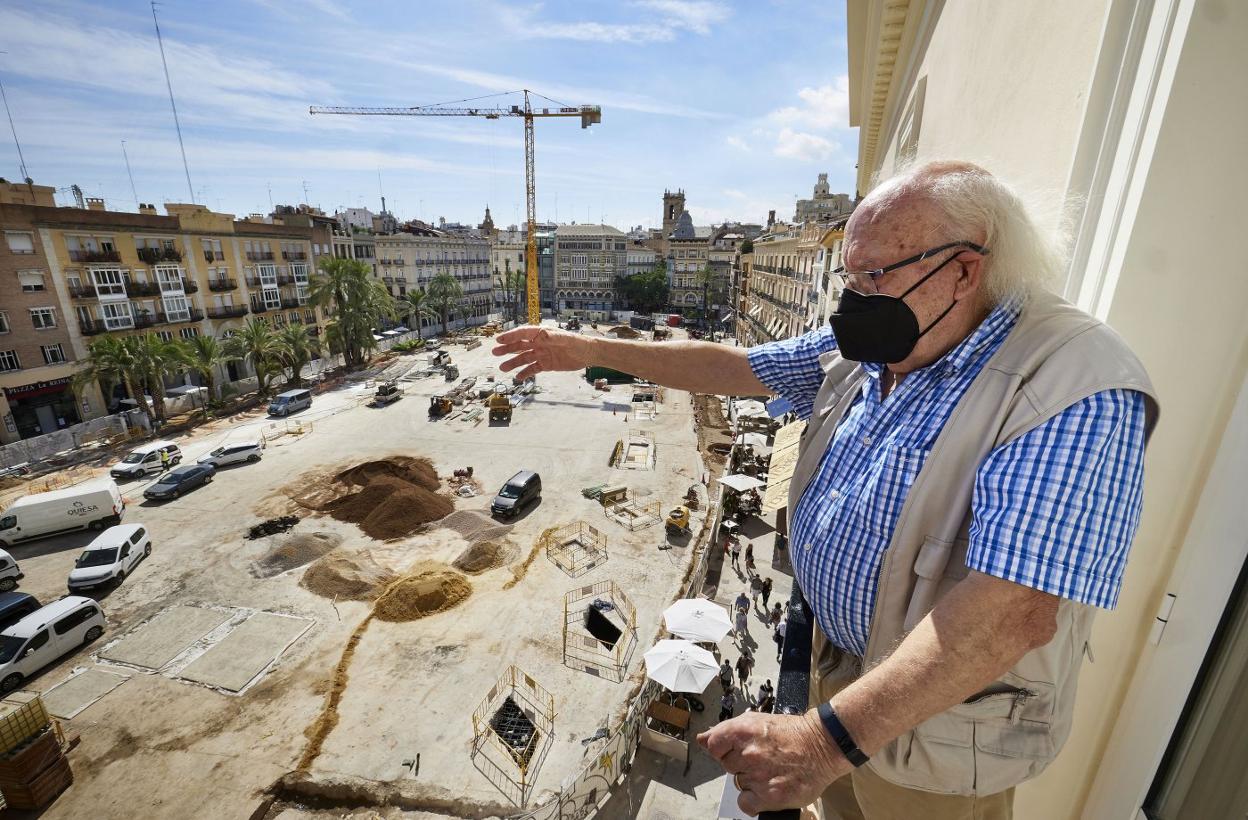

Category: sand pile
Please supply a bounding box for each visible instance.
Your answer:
[301,551,398,600]
[252,532,342,578]
[452,540,513,575]
[373,566,472,622]
[440,510,512,543]
[609,325,641,339]
[319,456,453,541]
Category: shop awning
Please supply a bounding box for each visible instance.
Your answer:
[718,473,766,492]
[762,418,806,512]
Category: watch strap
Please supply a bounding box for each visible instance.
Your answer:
[817,702,870,767]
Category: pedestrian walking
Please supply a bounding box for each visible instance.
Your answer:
[761,576,774,608]
[718,689,735,723]
[734,591,749,613]
[769,602,783,629]
[735,652,753,686]
[719,659,733,691]
[750,572,763,603]
[729,539,741,570]
[159,449,170,471]
[735,607,749,637]
[773,617,787,662]
[744,542,754,567]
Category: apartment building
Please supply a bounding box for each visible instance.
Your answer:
[626,245,657,279]
[665,211,711,320]
[0,191,319,443]
[490,240,526,319]
[374,226,491,334]
[553,224,627,318]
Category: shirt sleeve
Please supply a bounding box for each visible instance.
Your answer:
[745,326,838,419]
[966,389,1148,608]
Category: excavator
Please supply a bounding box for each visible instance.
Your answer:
[488,393,513,424]
[429,395,453,418]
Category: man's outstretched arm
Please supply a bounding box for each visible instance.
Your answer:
[491,326,771,396]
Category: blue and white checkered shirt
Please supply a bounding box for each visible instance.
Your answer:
[747,302,1147,656]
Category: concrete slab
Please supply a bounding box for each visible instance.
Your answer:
[177,612,312,692]
[99,606,233,670]
[42,668,130,719]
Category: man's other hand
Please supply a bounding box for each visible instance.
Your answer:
[492,326,592,380]
[698,710,848,816]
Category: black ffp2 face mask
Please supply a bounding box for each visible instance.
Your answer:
[829,252,963,364]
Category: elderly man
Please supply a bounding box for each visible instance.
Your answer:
[493,161,1157,818]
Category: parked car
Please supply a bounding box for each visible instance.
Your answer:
[0,593,41,632]
[268,388,312,417]
[109,440,182,480]
[0,597,105,692]
[67,524,151,592]
[0,480,125,548]
[143,464,215,501]
[491,470,542,519]
[197,440,264,468]
[0,550,22,593]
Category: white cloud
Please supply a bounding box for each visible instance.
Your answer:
[634,1,730,35]
[725,135,750,151]
[774,128,838,161]
[494,1,729,44]
[766,76,851,131]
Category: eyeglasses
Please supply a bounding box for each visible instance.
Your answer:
[832,241,989,295]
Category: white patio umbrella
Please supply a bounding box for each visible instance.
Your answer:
[719,473,767,493]
[663,599,733,643]
[643,639,720,693]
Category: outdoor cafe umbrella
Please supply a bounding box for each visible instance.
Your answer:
[663,599,733,644]
[643,639,720,693]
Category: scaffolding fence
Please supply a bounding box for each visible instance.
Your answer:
[470,665,557,807]
[544,521,608,578]
[563,580,638,682]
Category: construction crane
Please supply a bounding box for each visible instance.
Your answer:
[310,90,602,325]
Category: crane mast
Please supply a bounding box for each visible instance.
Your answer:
[310,91,601,325]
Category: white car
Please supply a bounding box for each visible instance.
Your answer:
[197,440,264,468]
[67,524,151,592]
[0,597,105,692]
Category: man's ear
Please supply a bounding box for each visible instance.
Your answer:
[953,254,985,300]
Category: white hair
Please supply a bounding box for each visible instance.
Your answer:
[868,160,1069,305]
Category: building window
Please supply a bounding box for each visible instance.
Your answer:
[101,301,134,330]
[4,232,34,254]
[156,331,174,342]
[40,344,66,365]
[0,312,7,333]
[18,271,45,292]
[179,327,199,340]
[92,268,126,297]
[30,307,56,329]
[0,350,19,372]
[162,295,190,322]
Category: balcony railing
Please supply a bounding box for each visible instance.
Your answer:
[79,319,106,336]
[279,296,301,309]
[250,301,270,313]
[246,251,276,261]
[208,278,236,292]
[203,250,225,262]
[207,304,249,319]
[124,280,162,297]
[181,280,198,294]
[276,273,296,285]
[133,312,157,329]
[67,283,96,299]
[70,249,122,264]
[137,247,183,264]
[282,251,307,261]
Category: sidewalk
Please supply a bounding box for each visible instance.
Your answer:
[598,508,793,820]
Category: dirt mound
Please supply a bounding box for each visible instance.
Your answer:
[452,540,513,575]
[247,515,300,540]
[334,457,439,492]
[301,551,398,600]
[609,325,641,339]
[372,566,472,622]
[439,510,512,543]
[253,532,342,578]
[326,476,453,541]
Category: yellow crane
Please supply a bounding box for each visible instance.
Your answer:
[310,91,602,325]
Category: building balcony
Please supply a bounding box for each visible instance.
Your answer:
[208,278,237,292]
[124,280,162,297]
[207,304,249,319]
[282,251,307,261]
[132,312,157,329]
[279,296,302,309]
[70,249,122,264]
[137,247,182,264]
[67,283,96,299]
[246,251,276,261]
[245,275,279,288]
[250,301,270,313]
[79,319,107,336]
[203,250,225,262]
[181,280,199,294]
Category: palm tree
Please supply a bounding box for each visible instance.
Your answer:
[403,289,436,335]
[225,318,281,396]
[274,323,320,388]
[73,335,154,427]
[181,334,231,408]
[132,334,185,423]
[308,257,396,369]
[427,271,465,336]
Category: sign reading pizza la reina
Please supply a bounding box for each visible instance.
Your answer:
[3,376,73,399]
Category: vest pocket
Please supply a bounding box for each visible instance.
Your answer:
[903,535,952,630]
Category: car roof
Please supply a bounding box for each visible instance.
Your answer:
[506,470,537,485]
[0,592,36,608]
[9,479,118,508]
[128,440,179,455]
[1,596,97,639]
[164,465,200,477]
[274,389,309,398]
[220,441,260,449]
[85,523,144,550]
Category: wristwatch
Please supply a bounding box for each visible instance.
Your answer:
[817,702,870,767]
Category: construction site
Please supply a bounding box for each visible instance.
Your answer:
[0,323,734,819]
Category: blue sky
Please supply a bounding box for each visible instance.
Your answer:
[0,0,857,231]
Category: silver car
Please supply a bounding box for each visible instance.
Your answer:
[197,440,264,468]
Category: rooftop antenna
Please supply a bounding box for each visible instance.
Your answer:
[121,140,139,208]
[267,181,274,211]
[302,180,310,207]
[151,2,194,203]
[0,54,30,181]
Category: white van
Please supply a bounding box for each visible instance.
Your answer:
[109,440,182,480]
[268,388,312,417]
[0,480,125,548]
[67,524,151,592]
[0,597,105,692]
[0,550,23,592]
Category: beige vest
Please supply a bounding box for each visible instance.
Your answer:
[787,291,1159,795]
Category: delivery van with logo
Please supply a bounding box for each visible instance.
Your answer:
[0,480,126,548]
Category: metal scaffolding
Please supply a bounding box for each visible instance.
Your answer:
[563,580,638,682]
[544,521,608,578]
[470,665,557,806]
